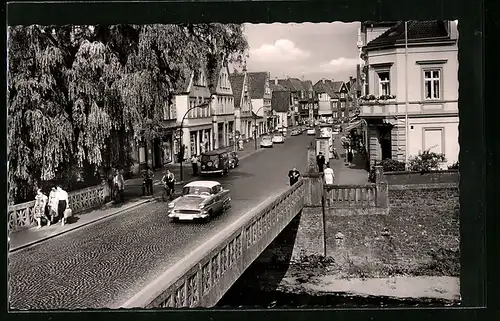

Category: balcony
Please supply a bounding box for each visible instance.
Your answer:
[359,95,458,118]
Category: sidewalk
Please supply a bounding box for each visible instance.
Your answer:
[9,133,293,252]
[330,133,369,185]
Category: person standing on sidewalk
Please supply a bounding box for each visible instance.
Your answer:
[48,187,59,224]
[316,152,326,173]
[190,154,199,176]
[288,167,301,186]
[347,148,354,167]
[56,186,69,226]
[34,189,50,228]
[323,163,335,185]
[145,166,154,196]
[113,169,125,203]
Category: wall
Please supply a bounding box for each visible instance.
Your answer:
[384,170,459,185]
[252,99,264,117]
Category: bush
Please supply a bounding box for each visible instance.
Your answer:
[380,158,406,172]
[448,161,459,170]
[408,150,446,173]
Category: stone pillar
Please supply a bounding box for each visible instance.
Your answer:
[212,120,218,150]
[307,143,318,173]
[302,172,324,207]
[374,166,388,208]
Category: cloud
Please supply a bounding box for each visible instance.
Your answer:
[319,57,360,72]
[249,39,310,62]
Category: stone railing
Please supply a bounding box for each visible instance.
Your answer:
[8,183,106,232]
[121,179,305,309]
[324,184,377,208]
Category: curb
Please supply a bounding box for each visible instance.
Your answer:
[9,198,154,253]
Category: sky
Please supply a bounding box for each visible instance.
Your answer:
[240,22,361,84]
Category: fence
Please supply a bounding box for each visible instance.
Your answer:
[324,184,377,208]
[121,179,305,308]
[7,184,106,232]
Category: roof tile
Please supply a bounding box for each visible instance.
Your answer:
[271,90,290,113]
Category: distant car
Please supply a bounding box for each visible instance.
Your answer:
[200,150,230,176]
[228,151,239,168]
[291,129,301,136]
[260,135,274,148]
[306,128,316,135]
[272,133,285,144]
[167,181,231,222]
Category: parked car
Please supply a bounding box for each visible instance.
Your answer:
[167,180,231,222]
[200,150,230,176]
[272,133,285,144]
[291,129,301,136]
[228,151,239,168]
[260,135,274,148]
[306,127,316,135]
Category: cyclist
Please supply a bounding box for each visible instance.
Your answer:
[161,169,176,197]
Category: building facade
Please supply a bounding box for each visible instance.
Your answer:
[278,77,318,124]
[248,72,272,136]
[313,79,339,122]
[230,69,254,141]
[356,20,459,167]
[210,64,235,149]
[271,90,292,132]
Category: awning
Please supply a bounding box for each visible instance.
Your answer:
[344,120,364,132]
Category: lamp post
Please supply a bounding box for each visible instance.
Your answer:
[253,105,267,150]
[176,100,211,183]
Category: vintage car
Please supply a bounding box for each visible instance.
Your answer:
[228,151,239,168]
[200,150,230,175]
[167,181,231,222]
[306,127,316,135]
[272,133,285,144]
[260,135,273,148]
[290,128,301,136]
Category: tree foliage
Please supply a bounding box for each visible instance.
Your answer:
[408,150,447,172]
[8,23,248,204]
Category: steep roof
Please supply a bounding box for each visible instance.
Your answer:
[247,72,268,99]
[174,68,195,94]
[332,81,344,93]
[229,73,245,107]
[301,80,313,91]
[288,78,306,91]
[365,20,450,49]
[270,83,287,91]
[271,90,290,113]
[313,80,338,98]
[277,79,295,91]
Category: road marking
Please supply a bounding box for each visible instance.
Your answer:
[118,192,282,308]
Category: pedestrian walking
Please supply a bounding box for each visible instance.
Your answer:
[145,166,154,196]
[323,163,335,185]
[48,187,59,224]
[34,189,50,228]
[238,139,244,151]
[288,167,301,186]
[113,169,125,203]
[56,186,69,226]
[347,148,354,167]
[191,154,199,176]
[316,152,326,173]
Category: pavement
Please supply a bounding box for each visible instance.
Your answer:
[8,129,308,310]
[329,131,369,185]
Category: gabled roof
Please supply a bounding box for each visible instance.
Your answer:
[271,90,290,113]
[312,80,338,98]
[332,81,344,93]
[301,80,314,92]
[174,68,196,94]
[277,79,295,91]
[247,72,268,99]
[270,83,287,91]
[205,60,224,94]
[365,20,450,49]
[229,73,245,108]
[288,78,306,91]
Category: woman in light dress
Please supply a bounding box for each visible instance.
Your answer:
[323,163,335,185]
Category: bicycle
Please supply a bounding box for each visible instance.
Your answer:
[161,182,174,202]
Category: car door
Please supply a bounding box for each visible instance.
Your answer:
[212,185,223,214]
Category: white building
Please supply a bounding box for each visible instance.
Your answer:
[353,20,459,167]
[210,63,235,149]
[175,68,213,160]
[247,72,272,136]
[229,69,253,141]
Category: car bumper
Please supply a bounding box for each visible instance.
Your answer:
[260,144,273,147]
[200,169,223,174]
[168,211,209,220]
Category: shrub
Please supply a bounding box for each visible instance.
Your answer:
[448,161,459,170]
[380,158,406,172]
[408,150,446,172]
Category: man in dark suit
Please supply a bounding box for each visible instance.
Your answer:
[288,167,301,186]
[316,152,326,172]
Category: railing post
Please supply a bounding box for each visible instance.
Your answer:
[307,142,318,173]
[374,166,388,208]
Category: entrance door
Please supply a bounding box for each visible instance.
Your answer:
[380,128,392,160]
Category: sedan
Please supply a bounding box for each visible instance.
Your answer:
[272,133,285,144]
[260,135,274,148]
[290,129,301,136]
[306,128,316,135]
[228,151,239,168]
[167,180,231,222]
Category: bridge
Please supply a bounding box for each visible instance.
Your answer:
[8,134,390,310]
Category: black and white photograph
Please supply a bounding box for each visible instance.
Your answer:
[7,19,460,310]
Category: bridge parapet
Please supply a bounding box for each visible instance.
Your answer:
[121,179,305,309]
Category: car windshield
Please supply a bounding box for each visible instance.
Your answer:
[183,186,212,196]
[262,136,271,142]
[201,155,219,163]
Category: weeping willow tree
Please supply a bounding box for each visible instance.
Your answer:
[8,23,248,204]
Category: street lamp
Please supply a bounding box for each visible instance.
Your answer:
[176,100,211,182]
[253,105,267,150]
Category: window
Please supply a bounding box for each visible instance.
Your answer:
[424,69,441,100]
[423,128,444,154]
[163,102,170,120]
[333,112,338,118]
[341,101,346,108]
[377,71,390,95]
[340,93,345,99]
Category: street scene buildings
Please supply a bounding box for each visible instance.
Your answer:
[8,21,460,310]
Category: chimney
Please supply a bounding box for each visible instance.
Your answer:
[349,76,353,82]
[322,78,325,84]
[275,77,278,85]
[447,20,458,40]
[301,75,305,81]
